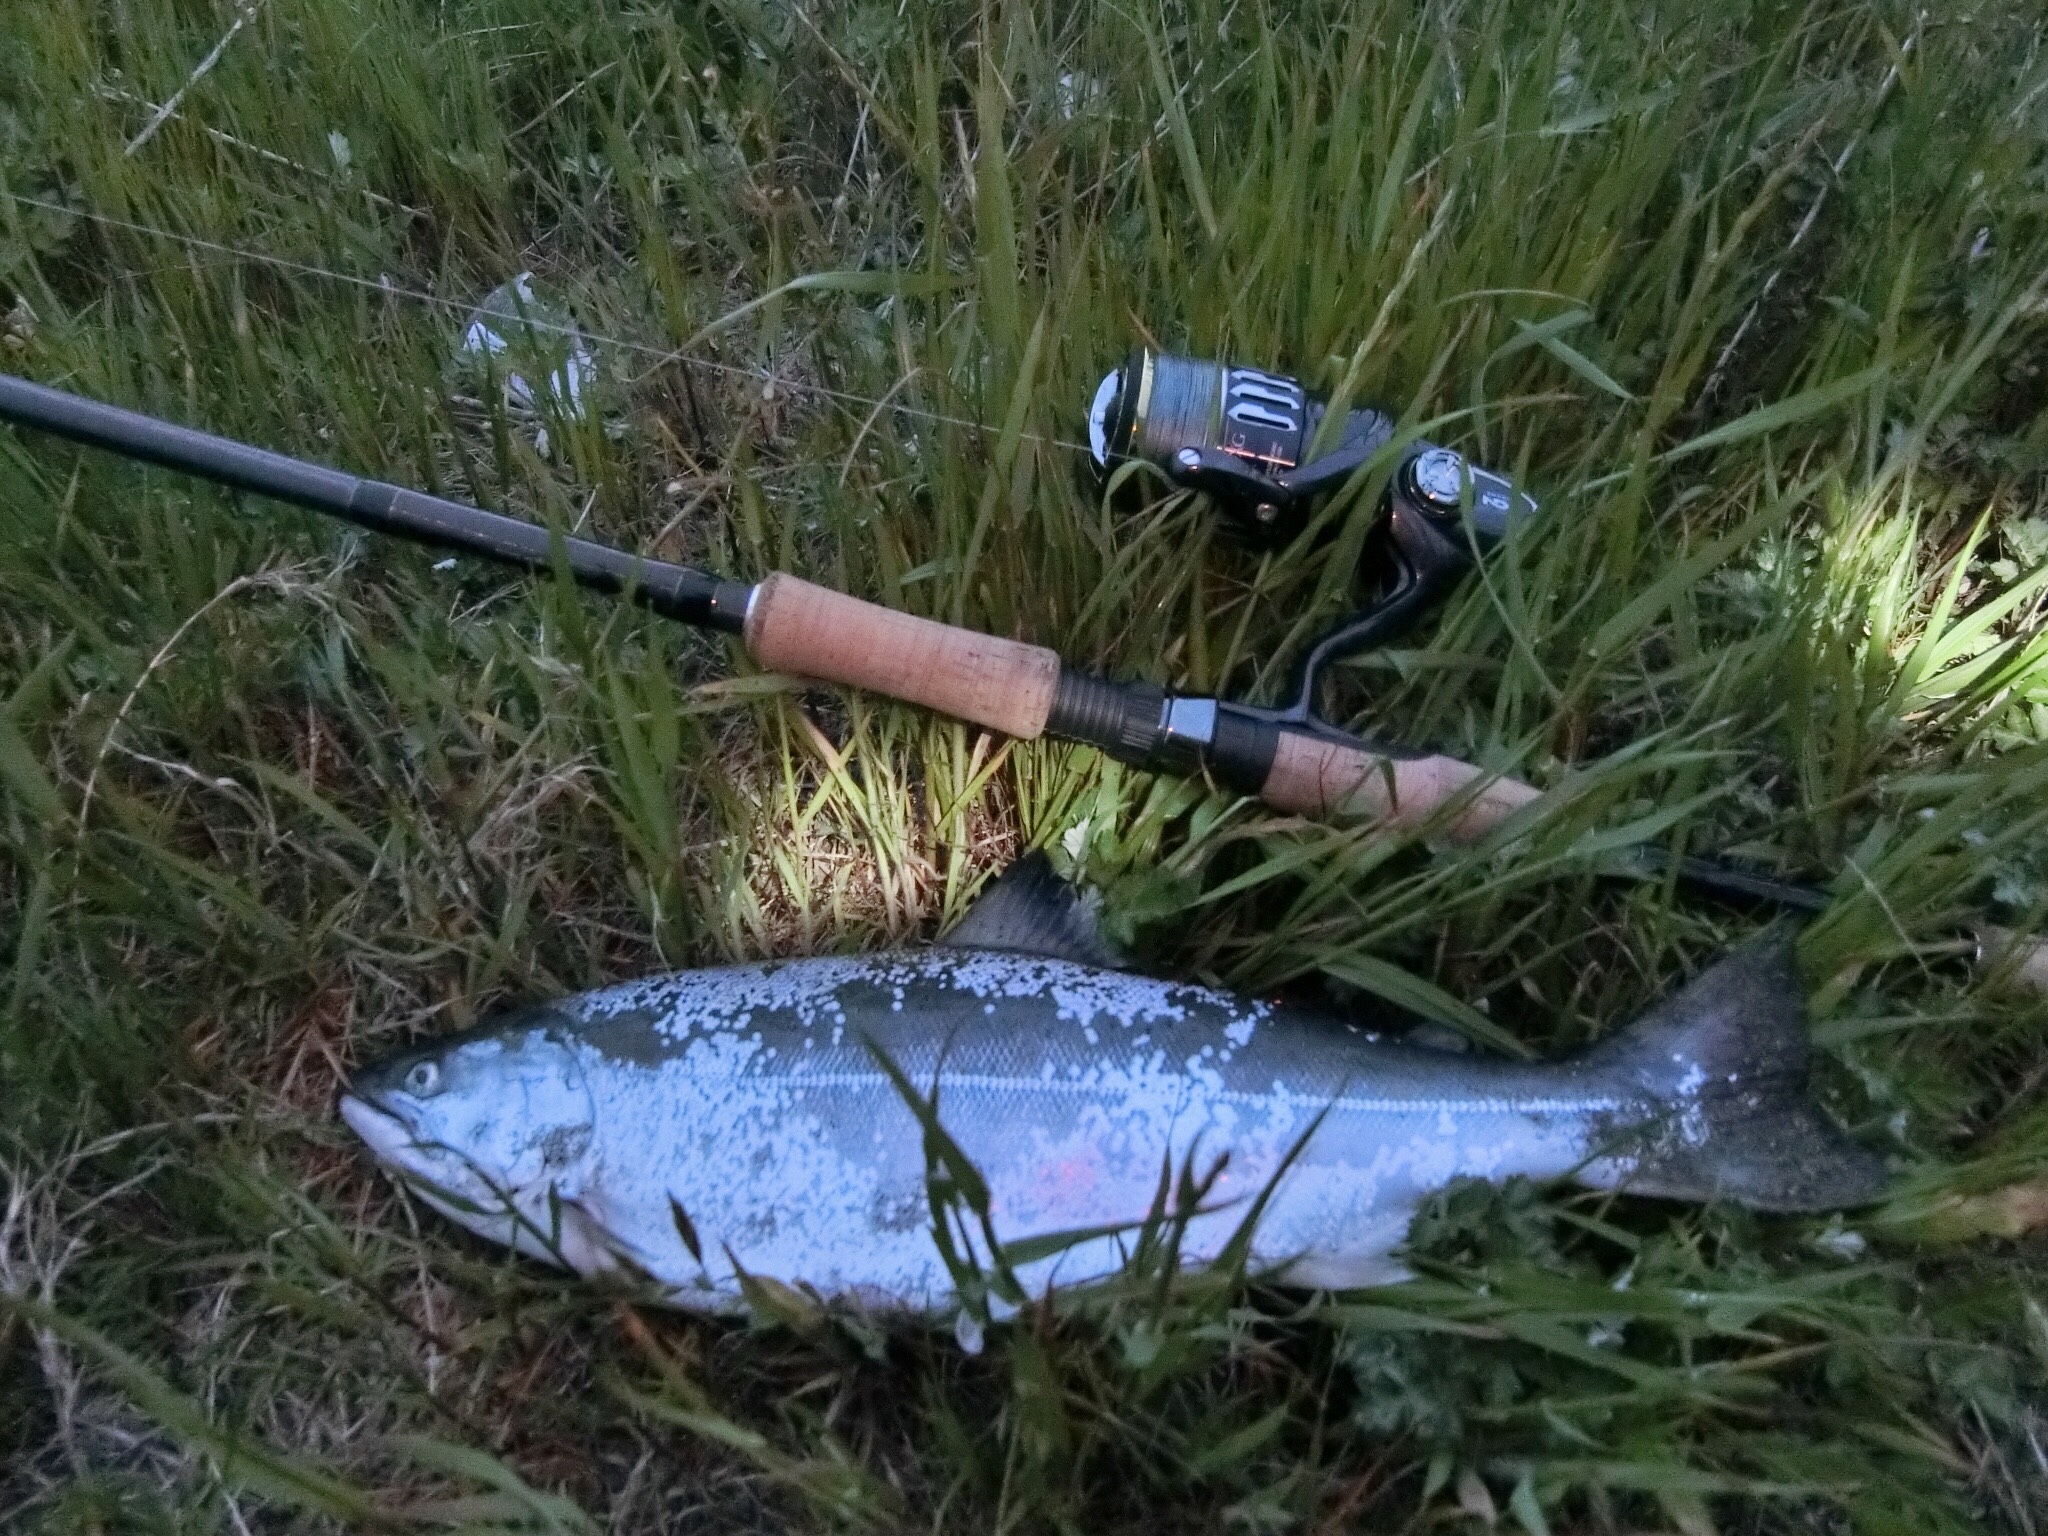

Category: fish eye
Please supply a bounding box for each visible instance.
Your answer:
[403,1061,442,1097]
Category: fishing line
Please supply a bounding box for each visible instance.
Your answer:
[0,190,1095,455]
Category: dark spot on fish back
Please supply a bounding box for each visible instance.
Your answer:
[581,1007,681,1067]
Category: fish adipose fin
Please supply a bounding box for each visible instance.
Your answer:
[940,851,1126,969]
[1580,935,1889,1213]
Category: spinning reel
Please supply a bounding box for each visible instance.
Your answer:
[1086,349,1537,728]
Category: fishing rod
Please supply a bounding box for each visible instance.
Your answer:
[0,364,1836,915]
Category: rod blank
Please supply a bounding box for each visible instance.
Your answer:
[0,372,750,630]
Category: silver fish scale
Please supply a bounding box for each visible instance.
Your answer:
[544,950,1625,1309]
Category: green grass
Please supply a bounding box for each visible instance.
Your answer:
[3,0,2047,1529]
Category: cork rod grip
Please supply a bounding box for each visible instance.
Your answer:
[743,573,1062,740]
[1260,728,1542,841]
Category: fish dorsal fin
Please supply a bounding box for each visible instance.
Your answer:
[940,852,1124,970]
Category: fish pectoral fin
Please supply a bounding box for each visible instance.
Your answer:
[939,851,1126,969]
[550,1194,640,1277]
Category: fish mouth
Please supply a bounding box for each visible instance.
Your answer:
[339,1091,415,1164]
[339,1089,520,1229]
[338,1090,606,1275]
[338,1091,478,1199]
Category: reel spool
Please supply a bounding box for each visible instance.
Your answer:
[1087,348,1538,724]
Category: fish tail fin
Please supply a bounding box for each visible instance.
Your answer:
[1579,934,1888,1212]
